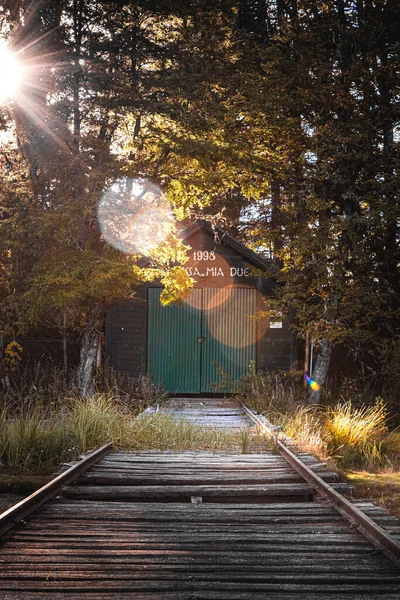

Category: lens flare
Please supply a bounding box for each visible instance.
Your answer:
[206,289,268,349]
[98,177,173,255]
[0,43,22,102]
[304,375,320,391]
[204,285,233,310]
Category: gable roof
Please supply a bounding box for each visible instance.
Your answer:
[137,219,273,271]
[180,219,272,271]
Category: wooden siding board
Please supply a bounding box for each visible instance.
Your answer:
[105,291,147,377]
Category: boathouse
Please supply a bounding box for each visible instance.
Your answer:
[105,220,297,394]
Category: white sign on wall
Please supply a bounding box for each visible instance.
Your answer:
[270,311,283,328]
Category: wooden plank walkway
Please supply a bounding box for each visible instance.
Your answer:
[0,399,400,598]
[160,397,253,428]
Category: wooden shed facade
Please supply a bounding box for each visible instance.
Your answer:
[105,221,297,394]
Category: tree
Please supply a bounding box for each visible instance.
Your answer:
[0,0,194,394]
[1,0,398,401]
[226,1,400,401]
[143,0,400,401]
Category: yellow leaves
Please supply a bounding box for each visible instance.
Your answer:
[5,341,22,356]
[133,225,193,302]
[3,341,23,372]
[136,264,195,306]
[147,232,190,267]
[134,267,164,283]
[159,267,195,306]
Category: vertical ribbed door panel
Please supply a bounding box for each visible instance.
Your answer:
[202,289,257,393]
[147,288,202,394]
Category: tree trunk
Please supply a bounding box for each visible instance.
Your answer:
[308,337,332,404]
[76,306,103,397]
[303,330,310,389]
[63,311,68,373]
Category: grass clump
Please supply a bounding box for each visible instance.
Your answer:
[71,394,129,452]
[273,405,327,459]
[0,406,76,474]
[324,400,400,469]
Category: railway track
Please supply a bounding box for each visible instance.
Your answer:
[0,398,399,599]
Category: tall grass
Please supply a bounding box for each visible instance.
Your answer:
[266,399,400,470]
[2,364,167,414]
[125,413,266,453]
[273,405,327,459]
[0,395,272,474]
[0,406,76,473]
[324,400,400,468]
[238,370,400,470]
[71,394,129,452]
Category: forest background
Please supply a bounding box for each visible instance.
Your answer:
[0,0,399,407]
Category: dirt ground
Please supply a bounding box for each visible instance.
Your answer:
[0,494,25,513]
[347,470,400,519]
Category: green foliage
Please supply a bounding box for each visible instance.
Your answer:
[1,1,399,398]
[0,1,205,371]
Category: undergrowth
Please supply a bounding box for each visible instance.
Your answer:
[237,371,400,470]
[1,364,167,413]
[262,401,400,470]
[0,396,272,474]
[236,368,305,415]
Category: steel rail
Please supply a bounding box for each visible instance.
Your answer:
[0,441,113,537]
[240,401,400,565]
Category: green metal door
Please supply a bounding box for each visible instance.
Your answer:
[147,288,256,394]
[147,288,202,393]
[201,289,257,393]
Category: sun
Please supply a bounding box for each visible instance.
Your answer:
[0,43,22,102]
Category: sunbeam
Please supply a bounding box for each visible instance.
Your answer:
[0,42,23,102]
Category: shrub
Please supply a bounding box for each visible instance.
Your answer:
[236,368,305,415]
[95,365,168,410]
[1,363,168,415]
